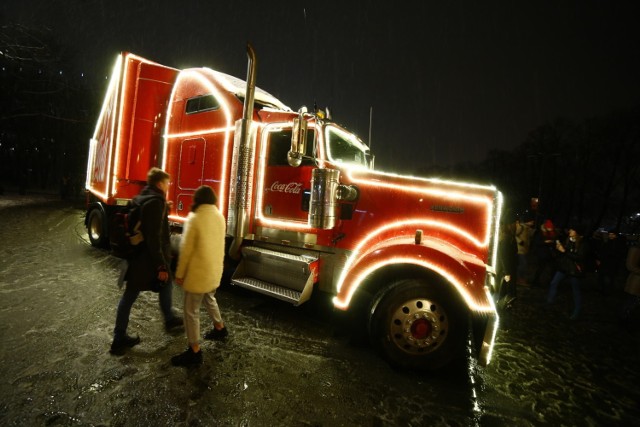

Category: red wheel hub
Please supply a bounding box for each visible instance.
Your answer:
[388,298,448,354]
[410,318,432,340]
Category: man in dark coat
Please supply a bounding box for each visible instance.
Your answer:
[546,224,588,320]
[110,167,183,354]
[595,228,627,295]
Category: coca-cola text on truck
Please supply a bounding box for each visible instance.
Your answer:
[85,45,503,371]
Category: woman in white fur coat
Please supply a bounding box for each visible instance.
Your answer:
[171,185,228,366]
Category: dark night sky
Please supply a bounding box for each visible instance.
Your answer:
[2,0,639,173]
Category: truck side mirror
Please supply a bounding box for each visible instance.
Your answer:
[288,108,308,167]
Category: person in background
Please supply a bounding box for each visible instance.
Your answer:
[171,185,228,366]
[515,215,535,286]
[110,167,183,355]
[496,221,519,309]
[531,219,558,287]
[60,174,72,200]
[595,228,627,295]
[620,238,640,330]
[546,224,588,320]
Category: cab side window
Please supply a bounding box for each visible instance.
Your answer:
[267,129,315,166]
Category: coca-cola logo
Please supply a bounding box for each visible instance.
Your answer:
[268,181,303,194]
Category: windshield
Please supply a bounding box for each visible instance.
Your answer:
[325,125,371,168]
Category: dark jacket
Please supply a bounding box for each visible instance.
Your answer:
[625,245,640,297]
[596,236,626,275]
[556,236,588,277]
[125,185,171,291]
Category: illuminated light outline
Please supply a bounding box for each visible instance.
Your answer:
[332,258,500,366]
[331,184,500,311]
[237,116,501,320]
[161,72,179,174]
[254,122,319,231]
[208,69,290,111]
[347,217,493,281]
[248,120,501,316]
[166,126,235,140]
[326,137,503,362]
[334,164,500,293]
[347,166,498,192]
[162,68,234,216]
[324,127,499,261]
[346,168,495,212]
[482,286,500,365]
[321,126,498,215]
[110,53,169,196]
[368,233,490,267]
[333,252,500,365]
[87,53,123,201]
[490,191,504,271]
[252,118,330,225]
[325,124,370,167]
[334,217,493,298]
[85,138,97,190]
[332,256,495,314]
[110,55,132,196]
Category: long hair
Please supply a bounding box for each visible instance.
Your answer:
[191,185,217,212]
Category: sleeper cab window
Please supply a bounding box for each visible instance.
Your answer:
[185,94,220,114]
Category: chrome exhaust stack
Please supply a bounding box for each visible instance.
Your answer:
[228,43,257,260]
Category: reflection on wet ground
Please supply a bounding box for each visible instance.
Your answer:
[0,194,639,426]
[479,274,640,425]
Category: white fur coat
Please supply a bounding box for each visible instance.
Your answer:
[175,204,226,293]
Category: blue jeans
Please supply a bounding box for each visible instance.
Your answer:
[114,283,175,339]
[547,271,582,317]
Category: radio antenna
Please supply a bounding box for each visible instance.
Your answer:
[368,106,373,149]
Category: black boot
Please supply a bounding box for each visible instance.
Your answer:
[110,334,140,355]
[204,326,228,341]
[171,347,203,366]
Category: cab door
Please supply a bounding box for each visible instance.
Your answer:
[176,137,205,215]
[257,127,315,226]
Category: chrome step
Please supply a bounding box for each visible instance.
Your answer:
[231,246,318,306]
[232,276,303,305]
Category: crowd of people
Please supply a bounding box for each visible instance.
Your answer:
[496,212,640,326]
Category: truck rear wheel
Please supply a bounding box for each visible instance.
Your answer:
[368,279,466,371]
[87,208,108,247]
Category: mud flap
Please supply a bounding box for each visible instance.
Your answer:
[470,311,498,366]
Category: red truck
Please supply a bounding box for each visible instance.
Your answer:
[85,46,503,371]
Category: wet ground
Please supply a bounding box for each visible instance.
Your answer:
[0,193,639,426]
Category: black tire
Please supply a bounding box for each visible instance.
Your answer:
[87,208,108,247]
[368,279,466,371]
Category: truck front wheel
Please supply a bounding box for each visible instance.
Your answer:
[87,208,108,247]
[368,279,466,371]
